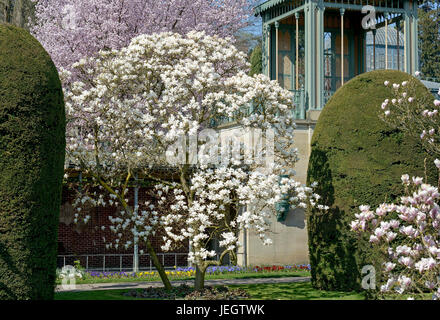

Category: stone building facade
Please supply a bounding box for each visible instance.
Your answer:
[238,0,423,267]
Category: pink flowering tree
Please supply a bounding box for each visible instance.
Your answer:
[351,172,440,299]
[30,0,254,73]
[65,31,325,291]
[380,76,440,158]
[351,77,440,299]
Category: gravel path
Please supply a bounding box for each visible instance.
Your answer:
[56,276,311,293]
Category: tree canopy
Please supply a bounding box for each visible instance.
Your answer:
[419,1,440,80]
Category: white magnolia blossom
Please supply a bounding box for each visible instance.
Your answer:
[64,31,325,277]
[158,160,323,264]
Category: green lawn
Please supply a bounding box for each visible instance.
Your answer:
[56,289,144,300]
[54,282,365,300]
[62,270,311,285]
[228,282,365,300]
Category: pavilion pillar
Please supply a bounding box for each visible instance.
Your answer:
[316,4,325,109]
[396,20,400,71]
[403,15,408,72]
[373,29,377,70]
[295,12,300,90]
[411,1,419,74]
[275,22,280,82]
[267,24,272,78]
[403,1,412,74]
[262,24,267,76]
[361,30,367,74]
[305,1,317,110]
[340,8,345,86]
[385,13,389,69]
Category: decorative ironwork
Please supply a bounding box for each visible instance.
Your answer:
[291,89,306,119]
[323,90,335,106]
[255,0,419,18]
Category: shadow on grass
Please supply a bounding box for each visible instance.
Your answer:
[228,282,366,300]
[55,289,146,300]
[55,281,365,301]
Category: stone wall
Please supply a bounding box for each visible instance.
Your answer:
[236,121,317,266]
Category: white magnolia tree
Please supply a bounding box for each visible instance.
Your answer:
[65,31,324,290]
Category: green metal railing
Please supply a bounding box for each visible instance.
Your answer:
[211,105,254,127]
[212,88,338,124]
[323,90,336,106]
[290,89,335,120]
[212,76,438,125]
[291,89,306,119]
[420,77,440,99]
[421,77,440,83]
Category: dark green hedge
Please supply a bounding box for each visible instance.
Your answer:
[307,70,436,292]
[0,24,65,300]
[249,44,262,76]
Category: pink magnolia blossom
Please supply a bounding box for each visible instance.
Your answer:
[380,78,440,158]
[352,167,440,299]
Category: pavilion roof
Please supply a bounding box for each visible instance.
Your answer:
[254,0,288,15]
[254,0,424,16]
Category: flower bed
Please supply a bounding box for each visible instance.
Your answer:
[253,264,311,272]
[122,284,250,300]
[58,264,310,283]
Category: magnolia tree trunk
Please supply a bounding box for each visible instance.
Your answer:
[195,265,206,291]
[98,178,173,291]
[194,257,228,291]
[146,240,172,291]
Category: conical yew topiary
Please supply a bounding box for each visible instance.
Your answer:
[307,70,436,292]
[0,24,65,300]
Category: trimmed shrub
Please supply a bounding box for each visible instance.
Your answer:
[249,44,262,76]
[307,70,436,292]
[0,24,65,300]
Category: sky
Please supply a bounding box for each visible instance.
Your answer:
[242,0,265,35]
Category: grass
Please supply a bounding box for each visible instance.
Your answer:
[55,289,143,300]
[54,282,366,301]
[61,270,311,285]
[227,282,365,300]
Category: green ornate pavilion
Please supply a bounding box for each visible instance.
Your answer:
[255,0,421,119]
[231,0,429,267]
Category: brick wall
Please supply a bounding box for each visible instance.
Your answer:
[57,185,189,269]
